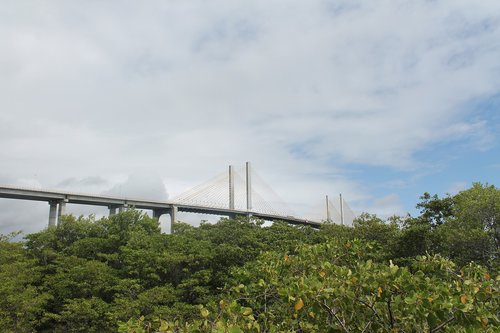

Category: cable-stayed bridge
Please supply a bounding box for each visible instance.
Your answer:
[0,163,356,229]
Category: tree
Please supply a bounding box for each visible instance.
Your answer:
[0,232,50,331]
[122,239,499,332]
[54,297,113,332]
[453,183,499,249]
[352,213,399,258]
[438,183,500,268]
[416,192,454,226]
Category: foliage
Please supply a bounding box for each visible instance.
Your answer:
[0,232,50,332]
[352,213,399,258]
[122,240,499,332]
[0,182,499,331]
[433,183,500,269]
[416,192,454,226]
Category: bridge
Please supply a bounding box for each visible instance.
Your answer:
[0,163,356,229]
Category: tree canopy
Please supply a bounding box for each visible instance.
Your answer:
[0,183,498,332]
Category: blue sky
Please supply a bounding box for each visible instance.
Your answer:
[347,92,500,216]
[0,1,499,233]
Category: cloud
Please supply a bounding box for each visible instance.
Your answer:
[103,172,168,201]
[1,1,500,233]
[367,194,406,218]
[0,200,48,235]
[57,176,108,188]
[447,182,468,196]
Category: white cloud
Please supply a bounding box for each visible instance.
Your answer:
[367,194,406,219]
[447,181,468,195]
[1,0,500,233]
[103,172,168,201]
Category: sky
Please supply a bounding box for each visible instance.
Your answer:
[1,0,499,234]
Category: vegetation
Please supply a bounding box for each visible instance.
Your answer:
[0,183,498,332]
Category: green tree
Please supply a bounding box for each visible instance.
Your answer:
[352,213,399,258]
[54,297,113,332]
[123,239,499,332]
[453,183,499,251]
[437,183,499,268]
[0,232,50,332]
[416,192,454,226]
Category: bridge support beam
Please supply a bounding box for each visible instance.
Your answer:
[153,209,169,219]
[153,209,162,219]
[170,205,177,228]
[57,200,67,223]
[108,205,120,216]
[48,201,58,227]
[118,204,128,213]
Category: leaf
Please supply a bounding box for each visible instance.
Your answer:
[377,287,383,297]
[319,271,326,278]
[295,298,304,311]
[241,307,253,316]
[158,320,169,331]
[389,263,399,275]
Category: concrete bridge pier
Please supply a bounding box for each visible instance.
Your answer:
[118,204,128,213]
[48,199,69,227]
[48,201,58,227]
[150,207,176,233]
[170,205,177,227]
[57,199,67,223]
[109,204,128,216]
[152,208,169,219]
[108,205,120,216]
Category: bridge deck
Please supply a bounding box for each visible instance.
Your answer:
[0,186,322,228]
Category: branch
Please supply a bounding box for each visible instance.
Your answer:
[356,298,382,322]
[387,299,394,329]
[430,315,455,333]
[361,320,373,333]
[321,300,350,333]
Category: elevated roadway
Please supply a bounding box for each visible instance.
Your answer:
[0,185,321,228]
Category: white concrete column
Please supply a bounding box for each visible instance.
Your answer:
[48,201,57,227]
[118,204,128,213]
[170,205,177,227]
[57,200,66,225]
